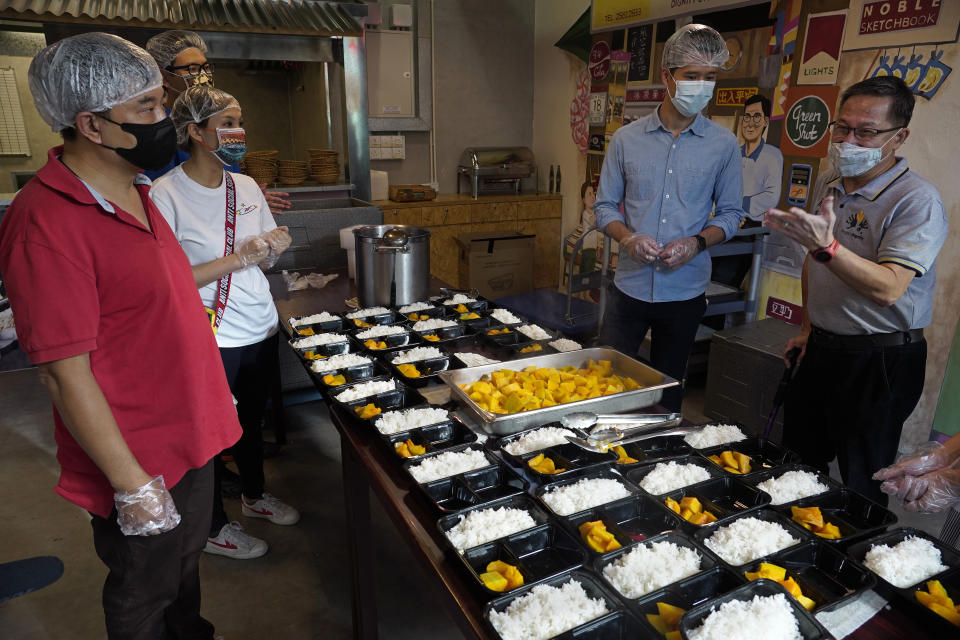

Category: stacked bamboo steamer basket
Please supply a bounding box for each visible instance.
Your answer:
[308,148,340,184]
[242,150,279,185]
[277,159,309,186]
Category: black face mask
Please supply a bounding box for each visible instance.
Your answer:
[97,114,177,171]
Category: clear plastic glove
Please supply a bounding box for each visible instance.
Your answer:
[282,270,308,291]
[873,441,955,482]
[114,475,180,536]
[892,469,960,513]
[620,233,662,265]
[658,236,700,269]
[305,272,338,289]
[235,236,270,268]
[263,226,292,256]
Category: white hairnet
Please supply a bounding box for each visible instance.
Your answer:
[662,24,730,69]
[28,33,162,132]
[146,30,208,70]
[171,85,240,147]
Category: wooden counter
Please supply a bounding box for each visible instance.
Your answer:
[372,193,563,290]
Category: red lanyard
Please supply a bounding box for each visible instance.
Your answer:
[210,172,237,333]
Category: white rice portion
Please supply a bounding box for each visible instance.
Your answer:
[489,580,609,640]
[602,541,703,599]
[413,318,458,331]
[704,517,799,566]
[490,308,521,324]
[334,379,396,403]
[688,594,802,640]
[443,294,477,305]
[504,426,576,456]
[290,311,338,327]
[398,301,434,313]
[310,353,371,373]
[445,506,537,551]
[639,461,712,495]
[374,407,450,435]
[756,470,830,505]
[356,324,407,339]
[291,332,348,348]
[548,338,582,352]
[517,324,552,340]
[390,346,445,364]
[684,424,747,449]
[863,536,948,588]
[454,352,501,367]
[408,448,491,483]
[542,478,632,516]
[346,306,390,319]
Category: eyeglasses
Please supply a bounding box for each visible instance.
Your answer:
[828,122,902,142]
[166,61,215,77]
[741,113,765,123]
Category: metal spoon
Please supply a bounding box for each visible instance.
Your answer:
[566,424,698,453]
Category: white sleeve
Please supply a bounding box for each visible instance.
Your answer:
[149,182,181,240]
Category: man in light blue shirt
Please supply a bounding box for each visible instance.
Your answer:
[595,24,744,411]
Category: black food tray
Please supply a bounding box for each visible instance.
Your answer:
[566,494,685,554]
[505,442,618,484]
[386,353,454,388]
[412,322,472,343]
[747,539,876,614]
[594,531,720,602]
[461,522,587,600]
[397,304,447,321]
[332,381,424,424]
[351,328,419,354]
[310,358,391,393]
[777,488,897,547]
[409,444,524,513]
[744,464,845,508]
[631,566,745,634]
[846,527,960,597]
[625,455,724,497]
[677,578,833,639]
[343,308,397,327]
[437,493,551,552]
[384,418,478,459]
[288,314,345,336]
[659,475,771,532]
[691,508,811,571]
[289,336,352,360]
[482,569,628,640]
[698,437,801,477]
[600,435,693,472]
[898,567,960,636]
[534,467,640,519]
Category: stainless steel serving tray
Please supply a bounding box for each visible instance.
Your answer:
[436,347,678,435]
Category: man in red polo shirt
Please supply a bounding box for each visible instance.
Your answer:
[0,33,240,639]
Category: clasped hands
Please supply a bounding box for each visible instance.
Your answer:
[622,234,699,269]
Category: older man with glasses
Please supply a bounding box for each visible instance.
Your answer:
[765,76,948,505]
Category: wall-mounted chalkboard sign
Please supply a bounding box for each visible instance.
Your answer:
[627,24,655,84]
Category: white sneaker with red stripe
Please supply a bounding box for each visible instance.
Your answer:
[241,493,301,525]
[204,522,268,559]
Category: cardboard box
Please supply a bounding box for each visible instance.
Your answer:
[456,231,535,299]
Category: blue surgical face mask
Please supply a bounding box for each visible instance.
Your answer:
[668,71,715,117]
[205,126,246,166]
[828,130,901,177]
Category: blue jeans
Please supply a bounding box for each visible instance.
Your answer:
[599,284,706,411]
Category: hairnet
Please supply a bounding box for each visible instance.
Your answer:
[662,24,730,69]
[28,33,162,132]
[146,30,208,70]
[171,85,240,147]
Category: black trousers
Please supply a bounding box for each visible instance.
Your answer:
[211,332,279,534]
[599,284,707,412]
[782,333,926,506]
[90,461,215,640]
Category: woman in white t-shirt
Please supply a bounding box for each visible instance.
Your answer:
[151,85,298,560]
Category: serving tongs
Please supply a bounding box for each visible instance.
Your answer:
[560,411,692,453]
